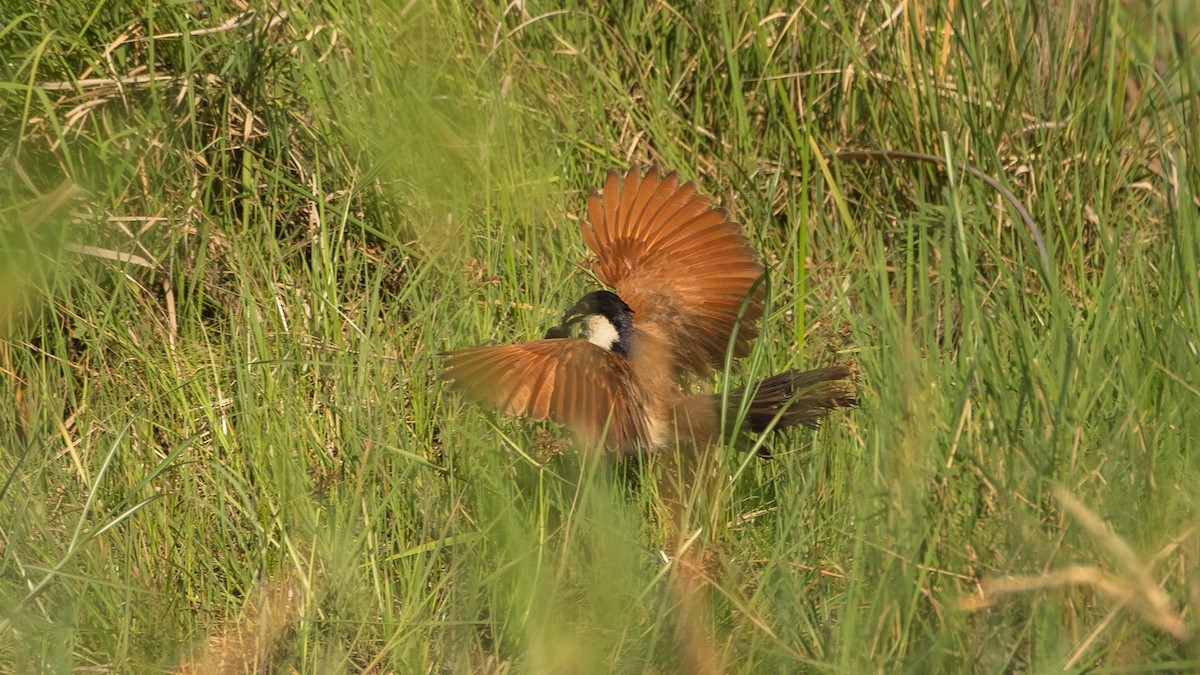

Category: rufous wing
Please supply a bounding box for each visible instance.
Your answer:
[580,168,764,378]
[441,339,642,451]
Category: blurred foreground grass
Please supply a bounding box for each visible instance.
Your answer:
[2,1,1199,671]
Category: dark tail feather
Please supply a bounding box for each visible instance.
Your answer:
[729,366,856,432]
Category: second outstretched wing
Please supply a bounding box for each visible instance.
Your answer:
[441,339,645,452]
[580,168,764,378]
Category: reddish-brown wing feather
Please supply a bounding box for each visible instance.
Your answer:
[580,168,764,378]
[441,339,643,451]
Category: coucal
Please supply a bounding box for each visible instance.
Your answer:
[442,167,853,455]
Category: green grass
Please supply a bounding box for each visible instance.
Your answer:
[2,0,1198,671]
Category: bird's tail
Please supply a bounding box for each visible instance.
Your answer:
[728,366,856,432]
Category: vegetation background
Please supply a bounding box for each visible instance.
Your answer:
[2,0,1198,672]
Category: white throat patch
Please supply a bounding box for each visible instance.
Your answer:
[583,314,621,351]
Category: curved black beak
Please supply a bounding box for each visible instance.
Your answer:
[544,304,586,339]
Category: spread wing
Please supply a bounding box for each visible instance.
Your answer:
[441,339,643,452]
[580,168,764,378]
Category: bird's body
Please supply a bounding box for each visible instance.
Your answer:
[443,168,853,456]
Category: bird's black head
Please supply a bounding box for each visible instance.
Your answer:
[544,290,635,355]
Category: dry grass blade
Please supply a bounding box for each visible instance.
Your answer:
[35,75,175,91]
[63,243,155,269]
[962,564,1134,611]
[962,487,1189,642]
[1053,486,1188,641]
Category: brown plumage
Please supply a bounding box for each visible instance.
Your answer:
[582,169,765,378]
[442,167,853,455]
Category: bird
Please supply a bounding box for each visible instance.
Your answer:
[442,167,854,457]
